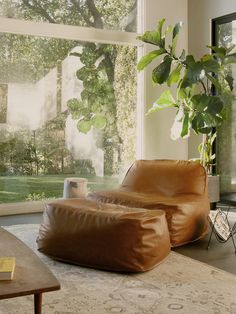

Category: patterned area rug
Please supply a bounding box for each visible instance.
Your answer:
[1,224,236,314]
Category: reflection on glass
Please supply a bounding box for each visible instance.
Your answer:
[216,20,236,193]
[0,0,137,32]
[0,33,137,203]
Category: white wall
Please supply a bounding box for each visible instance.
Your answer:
[7,83,40,130]
[37,67,57,124]
[7,67,57,130]
[61,50,84,112]
[188,0,236,158]
[141,0,188,160]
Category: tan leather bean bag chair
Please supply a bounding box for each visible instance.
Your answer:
[88,160,210,247]
[37,198,171,272]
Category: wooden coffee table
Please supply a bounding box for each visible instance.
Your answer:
[0,227,60,314]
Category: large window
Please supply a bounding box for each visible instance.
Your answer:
[0,1,139,207]
[213,13,236,197]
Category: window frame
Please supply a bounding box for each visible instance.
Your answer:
[0,16,138,46]
[212,13,236,47]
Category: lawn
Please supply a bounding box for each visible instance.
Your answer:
[0,174,119,203]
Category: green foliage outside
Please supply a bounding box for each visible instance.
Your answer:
[0,0,137,203]
[0,113,74,176]
[215,22,236,191]
[67,43,120,175]
[0,0,136,30]
[67,44,137,174]
[114,46,137,171]
[0,174,119,203]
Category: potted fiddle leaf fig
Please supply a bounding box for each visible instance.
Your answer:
[137,18,236,177]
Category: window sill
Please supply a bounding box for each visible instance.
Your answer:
[0,201,45,216]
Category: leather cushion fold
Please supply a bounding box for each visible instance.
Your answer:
[88,159,210,247]
[37,198,171,272]
[121,159,207,196]
[88,191,209,247]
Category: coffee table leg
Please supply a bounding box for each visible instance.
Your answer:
[34,293,42,314]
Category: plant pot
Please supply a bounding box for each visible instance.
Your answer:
[208,175,220,204]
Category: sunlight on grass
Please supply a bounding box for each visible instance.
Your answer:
[0,191,19,195]
[0,175,119,203]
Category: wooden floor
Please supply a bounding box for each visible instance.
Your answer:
[1,211,236,275]
[175,233,236,275]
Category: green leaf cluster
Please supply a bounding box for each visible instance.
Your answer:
[137,19,236,138]
[67,43,116,134]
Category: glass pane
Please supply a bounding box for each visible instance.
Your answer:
[0,32,137,204]
[0,0,137,32]
[216,20,236,195]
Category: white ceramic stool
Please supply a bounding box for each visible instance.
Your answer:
[63,178,88,199]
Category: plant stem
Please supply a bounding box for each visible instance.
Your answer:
[200,80,207,95]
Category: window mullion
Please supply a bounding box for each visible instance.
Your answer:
[0,17,139,46]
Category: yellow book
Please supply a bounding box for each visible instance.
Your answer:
[0,257,16,280]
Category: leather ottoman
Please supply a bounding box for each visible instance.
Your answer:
[37,198,171,272]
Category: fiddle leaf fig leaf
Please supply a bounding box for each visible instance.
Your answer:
[137,19,167,48]
[192,94,209,113]
[181,111,190,137]
[208,46,227,58]
[147,90,175,114]
[157,90,175,104]
[185,55,195,66]
[224,53,236,64]
[137,30,162,47]
[171,21,183,56]
[165,25,173,36]
[192,113,207,134]
[202,59,220,73]
[192,95,223,116]
[201,54,211,62]
[202,113,219,127]
[167,64,182,86]
[156,18,166,48]
[198,126,212,134]
[177,86,193,100]
[173,21,183,39]
[179,49,186,60]
[137,49,166,71]
[206,96,223,115]
[180,74,193,88]
[152,55,172,84]
[181,61,205,88]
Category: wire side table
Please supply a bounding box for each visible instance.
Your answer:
[207,208,236,253]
